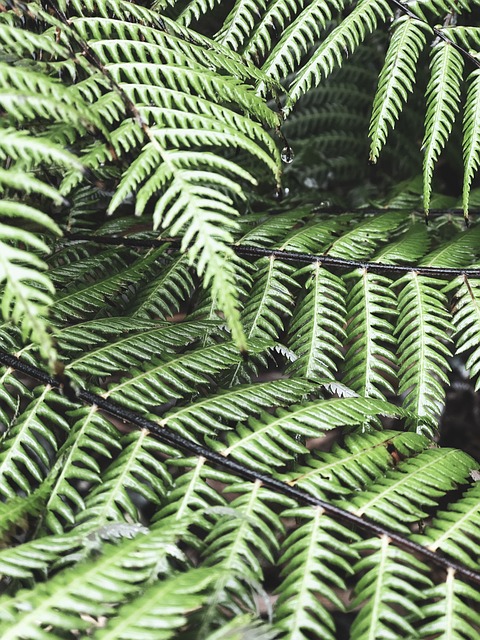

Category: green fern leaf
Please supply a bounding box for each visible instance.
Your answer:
[414,481,480,570]
[286,0,392,113]
[215,397,403,472]
[215,1,269,51]
[422,42,464,214]
[341,447,476,533]
[350,536,431,639]
[0,519,187,638]
[197,481,290,633]
[0,388,69,499]
[369,16,428,163]
[287,263,347,381]
[274,507,360,640]
[449,275,480,391]
[44,406,122,534]
[102,340,269,412]
[75,430,172,531]
[418,570,480,639]
[343,270,397,398]
[286,430,428,500]
[93,568,214,640]
[462,70,480,219]
[159,378,314,439]
[395,274,453,433]
[258,0,346,93]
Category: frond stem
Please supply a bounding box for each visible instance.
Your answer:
[64,234,480,278]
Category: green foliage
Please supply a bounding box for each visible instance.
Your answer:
[2,0,480,638]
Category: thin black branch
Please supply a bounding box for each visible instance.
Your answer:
[65,233,480,278]
[313,206,479,218]
[389,0,480,71]
[1,347,480,587]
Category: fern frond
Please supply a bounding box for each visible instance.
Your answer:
[216,397,402,472]
[158,378,314,439]
[274,507,360,640]
[395,274,453,433]
[325,212,405,260]
[44,406,122,534]
[341,447,476,533]
[258,0,345,94]
[0,532,82,580]
[418,569,480,639]
[102,340,269,412]
[350,536,431,639]
[243,0,308,62]
[0,387,69,499]
[242,257,296,342]
[93,567,214,640]
[76,430,172,530]
[197,481,290,633]
[287,263,347,381]
[415,480,480,570]
[422,42,464,214]
[286,0,392,113]
[287,430,428,500]
[215,1,269,51]
[0,519,187,638]
[369,16,428,163]
[65,319,212,379]
[154,458,226,532]
[462,70,480,219]
[343,270,397,398]
[449,274,480,391]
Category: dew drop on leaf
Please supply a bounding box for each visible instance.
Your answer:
[281,146,294,164]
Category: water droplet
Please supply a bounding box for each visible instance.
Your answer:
[281,146,294,164]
